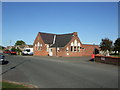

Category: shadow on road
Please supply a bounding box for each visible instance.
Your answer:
[0,60,30,76]
[1,61,9,65]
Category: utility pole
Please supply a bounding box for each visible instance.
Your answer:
[10,40,11,47]
[10,40,12,50]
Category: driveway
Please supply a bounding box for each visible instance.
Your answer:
[2,55,118,88]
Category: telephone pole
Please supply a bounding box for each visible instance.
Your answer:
[10,40,11,46]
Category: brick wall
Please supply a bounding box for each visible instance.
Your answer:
[33,33,48,56]
[95,55,120,65]
[82,45,99,56]
[55,35,83,57]
[33,32,100,57]
[56,48,83,57]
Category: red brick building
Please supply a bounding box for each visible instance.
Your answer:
[33,32,99,57]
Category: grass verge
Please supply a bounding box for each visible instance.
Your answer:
[0,80,38,88]
[111,55,120,57]
[2,81,27,88]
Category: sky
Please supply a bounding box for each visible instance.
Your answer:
[2,2,118,47]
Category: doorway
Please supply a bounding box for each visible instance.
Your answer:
[49,48,53,56]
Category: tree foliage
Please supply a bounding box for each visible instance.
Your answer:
[114,38,120,52]
[16,47,22,52]
[100,38,113,51]
[15,40,26,46]
[11,48,16,51]
[0,46,5,50]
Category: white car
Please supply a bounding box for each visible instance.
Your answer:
[22,48,33,56]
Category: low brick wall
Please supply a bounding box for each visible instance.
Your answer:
[95,55,120,65]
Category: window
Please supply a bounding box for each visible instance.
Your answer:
[35,44,37,50]
[38,47,41,50]
[77,46,80,52]
[46,44,49,52]
[67,53,69,55]
[78,43,80,47]
[71,46,73,52]
[37,42,40,50]
[70,41,81,52]
[74,46,77,52]
[40,44,42,47]
[66,47,69,52]
[36,42,43,51]
[74,40,77,46]
[57,48,60,52]
[71,42,73,46]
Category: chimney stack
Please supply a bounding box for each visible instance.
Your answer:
[73,32,78,36]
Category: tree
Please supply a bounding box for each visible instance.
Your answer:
[11,47,16,51]
[15,40,26,46]
[16,47,22,55]
[100,38,113,51]
[114,38,120,54]
[0,46,5,50]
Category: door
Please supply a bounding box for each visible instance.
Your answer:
[49,48,53,56]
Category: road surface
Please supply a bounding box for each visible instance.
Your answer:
[1,55,118,88]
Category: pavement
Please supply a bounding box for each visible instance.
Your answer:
[1,55,118,88]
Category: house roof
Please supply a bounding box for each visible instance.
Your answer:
[51,34,73,47]
[39,32,74,47]
[16,45,26,49]
[82,44,100,50]
[27,45,33,48]
[40,32,55,44]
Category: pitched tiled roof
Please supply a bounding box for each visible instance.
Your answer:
[40,32,55,44]
[82,44,100,50]
[51,34,73,47]
[39,32,74,47]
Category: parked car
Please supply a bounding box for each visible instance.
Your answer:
[22,48,33,56]
[3,50,10,54]
[10,50,17,55]
[0,53,5,62]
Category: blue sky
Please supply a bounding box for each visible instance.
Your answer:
[2,2,118,46]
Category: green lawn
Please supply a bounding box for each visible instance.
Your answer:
[2,82,27,88]
[0,81,32,88]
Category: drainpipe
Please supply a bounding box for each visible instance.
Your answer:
[53,35,56,44]
[53,35,57,56]
[56,42,57,56]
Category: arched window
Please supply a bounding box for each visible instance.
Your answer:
[37,42,40,46]
[77,43,80,52]
[66,47,69,52]
[70,42,73,52]
[74,40,77,46]
[41,44,42,46]
[71,42,73,46]
[57,48,60,52]
[74,40,77,52]
[35,44,37,50]
[78,43,80,46]
[70,40,81,52]
[46,44,49,52]
[38,42,40,50]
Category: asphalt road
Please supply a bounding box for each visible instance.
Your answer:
[1,55,118,88]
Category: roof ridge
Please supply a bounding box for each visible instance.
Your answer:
[82,44,99,46]
[39,32,73,35]
[39,32,55,35]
